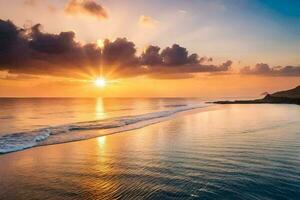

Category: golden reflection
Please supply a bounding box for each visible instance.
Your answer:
[97,136,106,146]
[95,98,105,119]
[96,136,107,160]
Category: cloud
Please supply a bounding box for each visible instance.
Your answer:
[139,15,157,28]
[220,60,232,69]
[160,44,194,65]
[199,56,213,63]
[65,0,108,20]
[178,10,187,15]
[102,38,139,66]
[141,45,162,66]
[240,63,300,76]
[0,19,231,79]
[140,44,232,79]
[0,19,101,78]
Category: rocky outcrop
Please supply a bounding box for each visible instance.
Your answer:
[212,85,300,105]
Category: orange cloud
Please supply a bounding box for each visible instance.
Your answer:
[65,0,108,20]
[139,15,157,28]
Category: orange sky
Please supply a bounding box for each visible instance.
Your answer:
[1,73,299,98]
[0,0,300,97]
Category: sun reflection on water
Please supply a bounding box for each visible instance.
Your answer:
[95,98,105,120]
[96,136,107,158]
[97,136,106,146]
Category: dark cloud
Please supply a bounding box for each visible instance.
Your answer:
[29,24,76,54]
[100,38,144,78]
[102,38,139,66]
[141,45,162,66]
[199,56,213,63]
[139,44,232,78]
[220,60,232,70]
[65,0,108,20]
[0,19,101,77]
[187,53,199,64]
[161,44,190,66]
[141,44,230,71]
[240,63,300,76]
[0,19,231,79]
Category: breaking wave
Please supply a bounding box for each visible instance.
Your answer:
[0,104,210,154]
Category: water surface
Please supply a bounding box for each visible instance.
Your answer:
[0,101,299,199]
[0,98,206,153]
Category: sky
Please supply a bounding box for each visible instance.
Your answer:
[0,0,299,97]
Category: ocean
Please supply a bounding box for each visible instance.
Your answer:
[0,98,208,153]
[0,98,300,199]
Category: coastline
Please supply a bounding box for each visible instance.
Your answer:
[0,104,221,155]
[212,85,300,105]
[212,95,300,105]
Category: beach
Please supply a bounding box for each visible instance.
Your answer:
[1,1,300,199]
[1,103,300,199]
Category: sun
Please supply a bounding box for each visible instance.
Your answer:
[94,78,107,88]
[96,39,105,48]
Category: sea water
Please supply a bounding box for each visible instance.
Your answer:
[0,98,300,199]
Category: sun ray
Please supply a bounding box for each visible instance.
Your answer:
[94,77,107,87]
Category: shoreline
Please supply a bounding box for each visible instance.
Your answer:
[211,96,300,105]
[0,104,221,156]
[212,86,300,105]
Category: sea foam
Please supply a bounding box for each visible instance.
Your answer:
[0,104,209,154]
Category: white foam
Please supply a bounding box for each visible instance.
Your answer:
[0,104,209,154]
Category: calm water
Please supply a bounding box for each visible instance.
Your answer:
[0,98,300,199]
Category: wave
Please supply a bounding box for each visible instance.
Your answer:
[0,104,210,154]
